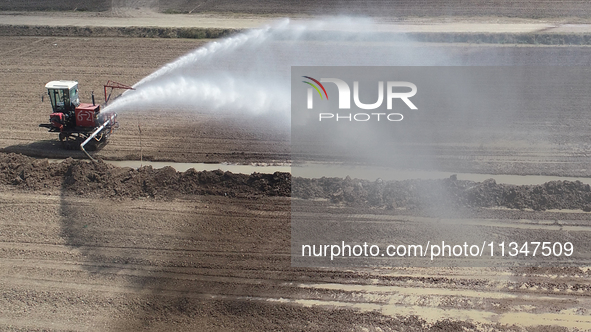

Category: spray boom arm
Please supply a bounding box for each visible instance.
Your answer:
[80,114,116,161]
[81,80,131,162]
[104,80,134,104]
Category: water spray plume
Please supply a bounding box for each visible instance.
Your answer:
[104,17,450,124]
[134,19,290,86]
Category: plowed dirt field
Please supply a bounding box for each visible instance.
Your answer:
[2,18,591,331]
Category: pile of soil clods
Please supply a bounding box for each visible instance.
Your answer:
[0,153,290,199]
[3,152,591,211]
[292,176,591,211]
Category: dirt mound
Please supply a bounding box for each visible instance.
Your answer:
[3,153,591,211]
[293,175,591,211]
[0,153,290,199]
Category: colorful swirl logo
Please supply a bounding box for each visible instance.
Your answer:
[302,76,329,100]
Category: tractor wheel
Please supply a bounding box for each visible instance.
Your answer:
[59,133,79,150]
[85,140,98,151]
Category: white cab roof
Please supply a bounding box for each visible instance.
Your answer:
[45,80,78,89]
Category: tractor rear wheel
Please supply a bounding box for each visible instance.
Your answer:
[59,133,80,150]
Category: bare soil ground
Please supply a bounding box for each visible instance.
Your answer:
[2,154,591,331]
[3,36,591,175]
[1,11,591,331]
[0,36,291,164]
[3,0,591,18]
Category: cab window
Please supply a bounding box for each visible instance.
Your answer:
[48,89,69,111]
[70,87,79,106]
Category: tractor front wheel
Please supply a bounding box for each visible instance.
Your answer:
[59,133,80,150]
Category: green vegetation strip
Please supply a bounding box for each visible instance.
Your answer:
[0,25,239,39]
[2,24,591,44]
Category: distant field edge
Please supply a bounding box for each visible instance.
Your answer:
[3,24,591,45]
[0,25,239,39]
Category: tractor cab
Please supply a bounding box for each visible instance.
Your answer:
[45,80,80,113]
[42,80,100,132]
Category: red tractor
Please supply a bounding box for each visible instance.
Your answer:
[39,80,132,159]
